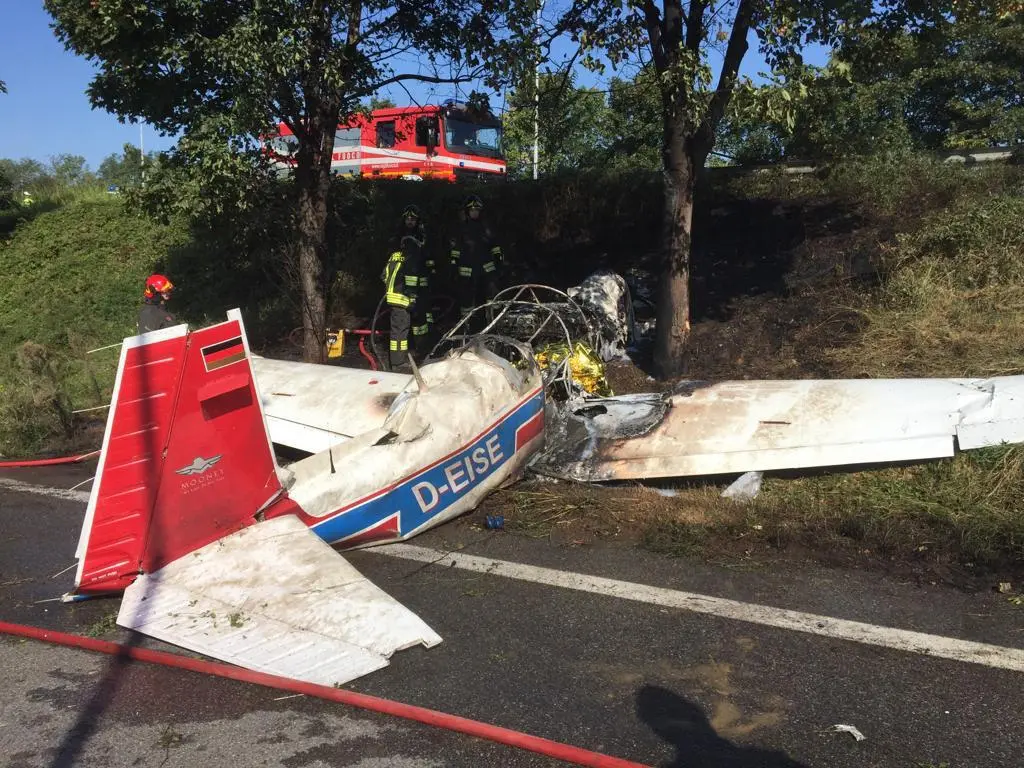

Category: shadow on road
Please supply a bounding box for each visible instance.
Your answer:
[637,685,808,768]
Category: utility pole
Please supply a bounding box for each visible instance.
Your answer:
[139,122,145,186]
[532,1,542,180]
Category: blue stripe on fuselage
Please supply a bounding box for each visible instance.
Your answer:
[310,390,544,545]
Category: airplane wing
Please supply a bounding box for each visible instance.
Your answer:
[251,356,412,454]
[534,377,1024,482]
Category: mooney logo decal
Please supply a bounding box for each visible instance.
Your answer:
[175,455,223,476]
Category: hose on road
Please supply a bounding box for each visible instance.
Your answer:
[0,450,99,469]
[0,620,649,768]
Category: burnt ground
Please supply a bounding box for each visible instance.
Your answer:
[619,197,881,383]
[258,195,882,384]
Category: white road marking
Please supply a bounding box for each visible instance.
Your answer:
[0,478,90,503]
[376,543,1024,673]
[4,479,1023,672]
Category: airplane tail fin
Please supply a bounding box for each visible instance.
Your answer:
[69,310,287,597]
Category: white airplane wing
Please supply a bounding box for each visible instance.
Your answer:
[251,356,413,453]
[536,376,1024,482]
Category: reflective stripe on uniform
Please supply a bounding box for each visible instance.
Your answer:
[450,249,461,265]
[386,292,411,307]
[384,251,410,307]
[458,266,473,277]
[389,339,409,351]
[405,275,419,287]
[412,323,430,337]
[426,312,435,324]
[482,261,496,273]
[490,246,502,256]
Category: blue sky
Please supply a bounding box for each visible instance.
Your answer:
[1,2,829,170]
[0,4,177,168]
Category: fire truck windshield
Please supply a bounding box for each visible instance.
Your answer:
[444,118,502,157]
[268,134,298,156]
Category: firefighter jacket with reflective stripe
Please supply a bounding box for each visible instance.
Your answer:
[450,219,502,276]
[382,233,426,308]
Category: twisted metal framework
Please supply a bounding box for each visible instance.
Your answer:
[430,285,601,399]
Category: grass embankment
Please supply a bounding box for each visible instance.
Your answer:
[0,195,186,454]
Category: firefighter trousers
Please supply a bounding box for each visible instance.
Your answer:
[457,270,498,322]
[389,305,411,368]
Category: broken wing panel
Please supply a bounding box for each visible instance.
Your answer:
[251,356,413,453]
[537,378,1024,481]
[117,516,441,686]
[956,378,1024,449]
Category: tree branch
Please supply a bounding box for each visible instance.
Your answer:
[685,0,705,52]
[640,0,667,72]
[663,0,684,51]
[356,71,482,98]
[696,0,753,154]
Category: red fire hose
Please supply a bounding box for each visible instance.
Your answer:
[0,620,648,768]
[0,450,99,469]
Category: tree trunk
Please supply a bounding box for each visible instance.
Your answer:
[294,126,334,363]
[653,115,697,379]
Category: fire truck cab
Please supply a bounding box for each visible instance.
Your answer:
[267,102,506,181]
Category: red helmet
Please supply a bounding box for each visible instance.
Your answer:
[144,274,174,299]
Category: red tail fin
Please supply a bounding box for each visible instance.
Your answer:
[72,312,285,596]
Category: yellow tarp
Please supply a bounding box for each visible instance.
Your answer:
[535,341,613,397]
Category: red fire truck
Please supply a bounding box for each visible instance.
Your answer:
[266,102,506,181]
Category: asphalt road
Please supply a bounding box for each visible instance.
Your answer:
[1,464,1023,768]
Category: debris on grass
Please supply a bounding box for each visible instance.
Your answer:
[832,724,866,742]
[721,471,764,502]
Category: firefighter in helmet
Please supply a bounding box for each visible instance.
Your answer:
[138,274,177,334]
[382,205,428,369]
[449,194,504,319]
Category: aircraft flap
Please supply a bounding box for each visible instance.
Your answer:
[117,515,441,686]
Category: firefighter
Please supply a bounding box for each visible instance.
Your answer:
[138,274,177,334]
[382,206,427,369]
[402,205,437,342]
[450,194,504,319]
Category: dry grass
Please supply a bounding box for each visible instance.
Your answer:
[496,444,1024,571]
[829,194,1024,378]
[496,482,738,540]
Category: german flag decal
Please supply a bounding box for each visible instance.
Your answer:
[201,336,245,372]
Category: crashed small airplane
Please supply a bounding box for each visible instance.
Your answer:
[65,275,1024,687]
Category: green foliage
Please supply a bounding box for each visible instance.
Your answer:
[601,68,662,172]
[724,10,1024,164]
[502,70,609,177]
[49,154,92,186]
[98,144,160,189]
[0,158,50,194]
